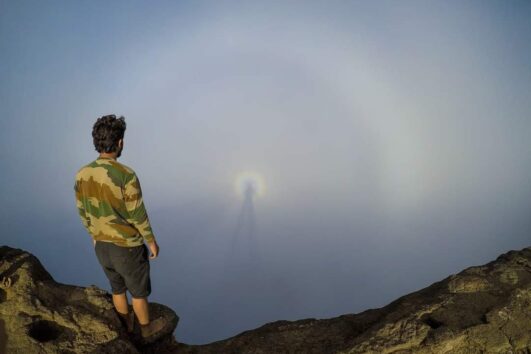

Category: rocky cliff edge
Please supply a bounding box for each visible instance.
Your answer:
[1,245,530,353]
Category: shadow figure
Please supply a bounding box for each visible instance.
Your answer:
[227,182,261,273]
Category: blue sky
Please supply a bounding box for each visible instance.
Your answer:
[1,0,531,344]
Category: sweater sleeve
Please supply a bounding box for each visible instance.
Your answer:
[123,172,156,243]
[74,180,91,229]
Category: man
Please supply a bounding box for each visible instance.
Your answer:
[74,114,166,340]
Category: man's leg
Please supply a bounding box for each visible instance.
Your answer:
[113,292,129,315]
[126,245,152,325]
[94,242,134,332]
[113,292,135,333]
[132,296,166,339]
[119,244,167,339]
[132,296,150,325]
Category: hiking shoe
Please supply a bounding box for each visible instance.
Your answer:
[140,316,168,342]
[117,311,135,333]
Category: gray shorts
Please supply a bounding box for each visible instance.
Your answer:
[94,241,151,298]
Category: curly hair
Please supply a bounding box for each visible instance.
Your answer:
[92,114,126,153]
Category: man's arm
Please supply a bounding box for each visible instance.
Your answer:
[123,172,157,244]
[74,180,95,246]
[74,181,90,229]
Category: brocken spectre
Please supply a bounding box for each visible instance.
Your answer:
[234,171,266,199]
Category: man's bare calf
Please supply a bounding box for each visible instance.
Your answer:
[132,296,150,325]
[113,293,134,332]
[132,296,166,339]
[113,293,129,315]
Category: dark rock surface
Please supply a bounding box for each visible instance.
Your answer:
[174,246,531,354]
[1,245,530,353]
[0,246,178,354]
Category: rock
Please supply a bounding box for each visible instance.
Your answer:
[172,246,531,354]
[1,245,530,353]
[0,246,179,354]
[447,274,491,293]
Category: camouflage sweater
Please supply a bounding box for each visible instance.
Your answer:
[74,157,156,247]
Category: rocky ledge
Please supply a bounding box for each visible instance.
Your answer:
[1,245,530,353]
[0,246,178,354]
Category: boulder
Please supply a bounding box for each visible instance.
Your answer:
[0,246,178,354]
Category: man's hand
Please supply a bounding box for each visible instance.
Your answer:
[147,240,159,259]
[93,239,96,247]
